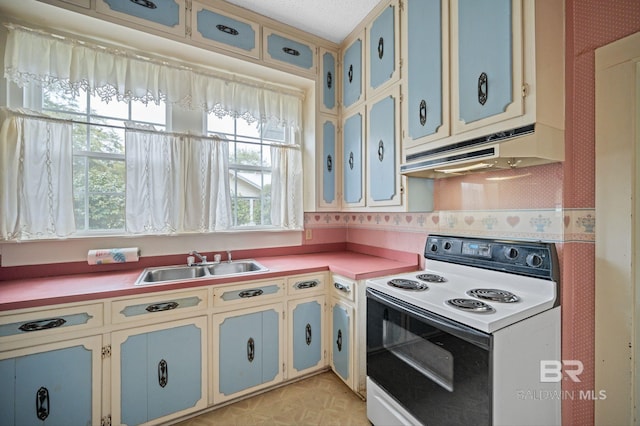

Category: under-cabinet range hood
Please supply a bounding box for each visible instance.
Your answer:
[400,123,564,178]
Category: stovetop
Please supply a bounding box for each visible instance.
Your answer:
[366,235,559,333]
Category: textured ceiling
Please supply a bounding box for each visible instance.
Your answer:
[225,0,381,44]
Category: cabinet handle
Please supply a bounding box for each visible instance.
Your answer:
[348,152,354,170]
[247,337,255,362]
[19,317,66,332]
[348,64,353,83]
[130,0,157,9]
[377,140,385,162]
[145,301,179,313]
[419,100,427,126]
[334,282,351,293]
[216,24,239,36]
[377,36,384,59]
[478,72,488,105]
[327,71,333,89]
[239,289,264,298]
[305,323,312,345]
[158,359,168,388]
[336,329,343,352]
[295,280,319,290]
[36,387,50,421]
[326,155,332,172]
[283,47,301,56]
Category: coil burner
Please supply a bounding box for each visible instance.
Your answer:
[388,279,428,291]
[446,298,495,313]
[416,273,447,283]
[467,288,519,303]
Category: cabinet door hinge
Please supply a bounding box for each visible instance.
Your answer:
[101,345,111,359]
[283,362,286,373]
[522,83,530,98]
[101,414,111,426]
[399,0,404,12]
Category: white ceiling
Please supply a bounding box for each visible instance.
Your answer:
[225,0,381,44]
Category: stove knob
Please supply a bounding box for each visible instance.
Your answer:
[526,253,543,268]
[443,241,452,251]
[428,243,438,253]
[504,247,519,259]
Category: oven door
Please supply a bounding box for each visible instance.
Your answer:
[366,287,492,425]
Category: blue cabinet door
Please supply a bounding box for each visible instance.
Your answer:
[265,31,315,71]
[194,6,257,55]
[332,303,350,382]
[292,300,322,373]
[121,324,202,425]
[342,38,363,108]
[321,51,337,112]
[457,0,513,124]
[97,0,185,36]
[343,112,363,205]
[369,4,397,91]
[368,94,397,202]
[1,345,93,426]
[406,0,443,140]
[322,119,336,205]
[219,309,279,396]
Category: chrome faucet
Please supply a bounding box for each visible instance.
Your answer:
[226,250,232,263]
[188,250,207,265]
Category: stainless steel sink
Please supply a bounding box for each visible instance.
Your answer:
[135,260,268,285]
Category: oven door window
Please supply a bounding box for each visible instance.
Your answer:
[367,288,492,425]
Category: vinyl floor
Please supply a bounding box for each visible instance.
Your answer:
[174,371,370,426]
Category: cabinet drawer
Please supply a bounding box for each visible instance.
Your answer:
[330,275,356,303]
[111,289,208,324]
[191,1,260,59]
[264,28,316,75]
[213,279,285,308]
[286,273,326,296]
[0,303,103,342]
[96,0,186,37]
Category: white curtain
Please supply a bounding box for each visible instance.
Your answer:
[125,125,232,234]
[0,108,75,240]
[3,24,303,129]
[271,145,303,229]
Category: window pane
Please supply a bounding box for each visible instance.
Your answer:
[72,123,90,152]
[233,143,262,166]
[89,194,125,230]
[73,157,87,230]
[131,100,166,126]
[43,88,86,114]
[207,114,235,134]
[89,125,125,155]
[87,159,125,193]
[89,93,129,119]
[262,122,286,143]
[236,119,260,138]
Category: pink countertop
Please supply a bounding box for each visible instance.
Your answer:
[0,250,419,311]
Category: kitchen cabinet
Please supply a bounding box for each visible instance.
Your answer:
[342,106,365,208]
[319,48,339,115]
[402,0,449,150]
[287,296,325,379]
[111,288,207,324]
[263,28,316,76]
[366,0,400,96]
[95,0,186,37]
[212,278,284,310]
[317,115,340,210]
[342,33,364,109]
[191,1,260,59]
[0,336,102,426]
[111,317,208,425]
[213,303,284,403]
[329,274,366,396]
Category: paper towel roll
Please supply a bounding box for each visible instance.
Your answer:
[88,247,140,265]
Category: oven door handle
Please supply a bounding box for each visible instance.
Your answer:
[366,287,491,350]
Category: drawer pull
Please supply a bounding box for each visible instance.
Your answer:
[130,0,157,9]
[336,329,343,352]
[247,337,255,362]
[334,282,351,293]
[419,100,427,126]
[478,72,488,105]
[377,36,384,59]
[216,24,239,36]
[283,47,301,56]
[36,387,50,421]
[295,280,319,290]
[378,140,385,162]
[19,318,66,332]
[327,71,333,89]
[348,64,353,83]
[145,301,179,313]
[158,359,168,388]
[305,323,312,345]
[348,152,354,170]
[239,289,264,298]
[326,155,332,172]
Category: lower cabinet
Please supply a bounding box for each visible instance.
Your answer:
[287,296,325,379]
[0,335,102,426]
[213,303,284,403]
[330,298,354,390]
[111,316,208,426]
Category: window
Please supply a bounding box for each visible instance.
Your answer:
[41,86,167,234]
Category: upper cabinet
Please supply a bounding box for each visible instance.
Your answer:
[263,28,317,76]
[342,33,365,110]
[191,1,260,59]
[366,0,400,96]
[319,49,339,115]
[96,0,186,37]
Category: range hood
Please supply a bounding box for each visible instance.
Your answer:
[400,123,564,178]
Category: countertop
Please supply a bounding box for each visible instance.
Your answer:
[0,251,419,311]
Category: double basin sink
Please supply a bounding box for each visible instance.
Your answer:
[135,260,269,286]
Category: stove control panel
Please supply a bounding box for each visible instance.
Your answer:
[424,235,558,281]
